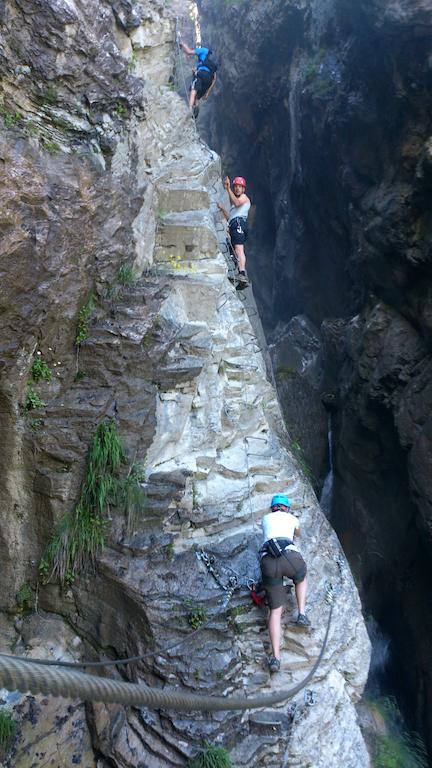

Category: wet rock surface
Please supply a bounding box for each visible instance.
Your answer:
[1,0,370,766]
[198,0,432,757]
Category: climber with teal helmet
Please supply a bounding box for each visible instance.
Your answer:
[260,493,310,673]
[179,40,218,111]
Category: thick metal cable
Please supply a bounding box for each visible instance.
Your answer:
[0,602,332,711]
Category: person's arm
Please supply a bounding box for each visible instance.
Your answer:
[217,202,229,221]
[225,177,250,208]
[294,526,301,539]
[180,42,195,56]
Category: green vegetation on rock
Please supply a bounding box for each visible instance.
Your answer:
[16,583,33,611]
[117,264,136,286]
[185,600,208,630]
[25,384,46,411]
[0,107,21,128]
[122,462,147,533]
[291,439,315,484]
[0,710,17,756]
[31,356,52,382]
[75,294,95,346]
[39,420,124,585]
[187,742,233,768]
[366,697,428,768]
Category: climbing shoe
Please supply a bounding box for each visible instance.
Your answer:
[236,272,249,290]
[268,656,281,674]
[296,613,311,628]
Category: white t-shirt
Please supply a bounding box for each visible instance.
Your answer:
[262,510,299,543]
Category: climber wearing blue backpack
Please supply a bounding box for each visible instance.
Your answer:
[179,41,218,111]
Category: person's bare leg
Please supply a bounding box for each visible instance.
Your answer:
[295,576,308,615]
[189,89,197,108]
[234,244,246,272]
[268,606,283,659]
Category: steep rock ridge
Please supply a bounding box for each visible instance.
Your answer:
[0,0,370,765]
[198,0,432,752]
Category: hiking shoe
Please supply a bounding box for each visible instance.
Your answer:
[268,656,281,674]
[236,273,249,289]
[296,613,311,628]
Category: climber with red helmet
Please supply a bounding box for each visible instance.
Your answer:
[260,494,310,673]
[217,176,251,287]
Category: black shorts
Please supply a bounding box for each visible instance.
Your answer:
[229,217,248,246]
[191,70,213,99]
[260,550,307,609]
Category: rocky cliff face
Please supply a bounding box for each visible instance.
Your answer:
[0,1,371,765]
[198,0,432,755]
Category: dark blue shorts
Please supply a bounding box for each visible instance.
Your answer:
[229,217,248,246]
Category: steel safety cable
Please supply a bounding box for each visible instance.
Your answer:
[0,600,333,711]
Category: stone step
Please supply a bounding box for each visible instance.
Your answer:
[157,184,210,213]
[155,211,219,262]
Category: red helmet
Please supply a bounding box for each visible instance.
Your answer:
[232,176,246,188]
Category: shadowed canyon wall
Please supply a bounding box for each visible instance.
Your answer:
[0,1,371,766]
[198,0,432,756]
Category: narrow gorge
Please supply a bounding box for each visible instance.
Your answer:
[0,0,430,767]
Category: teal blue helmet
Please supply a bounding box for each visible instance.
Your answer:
[271,494,290,509]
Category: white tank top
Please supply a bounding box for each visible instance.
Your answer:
[262,511,299,543]
[228,200,250,222]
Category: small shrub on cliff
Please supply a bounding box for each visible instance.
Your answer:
[75,294,95,346]
[25,384,46,411]
[185,600,208,630]
[0,710,17,757]
[31,356,52,382]
[186,742,233,768]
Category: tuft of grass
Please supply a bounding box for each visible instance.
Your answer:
[39,420,124,585]
[121,463,147,533]
[187,742,233,768]
[74,370,87,382]
[117,264,136,286]
[25,384,46,411]
[31,356,52,382]
[0,710,17,756]
[75,294,95,346]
